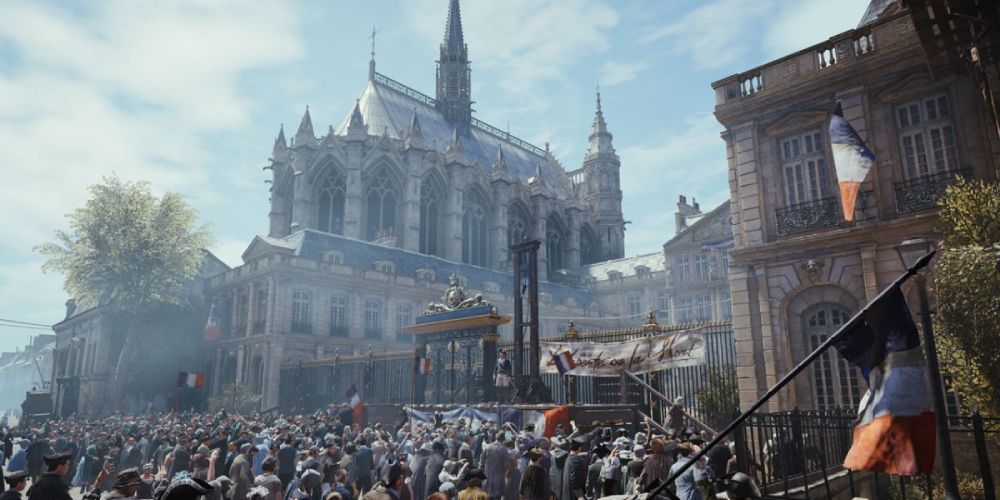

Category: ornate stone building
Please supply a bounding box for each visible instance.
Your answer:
[205,0,630,409]
[714,0,999,411]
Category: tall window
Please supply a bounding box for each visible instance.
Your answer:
[250,356,264,394]
[579,227,598,265]
[396,303,412,336]
[365,167,398,241]
[364,300,382,338]
[419,178,442,256]
[780,129,829,205]
[316,171,346,234]
[696,295,712,321]
[676,255,691,283]
[235,293,249,335]
[896,94,959,178]
[678,297,693,323]
[291,290,312,334]
[806,304,862,410]
[330,296,348,337]
[628,294,642,318]
[720,250,730,277]
[694,254,709,281]
[508,206,530,245]
[462,193,489,267]
[657,290,670,322]
[546,216,565,274]
[252,288,267,334]
[721,290,732,319]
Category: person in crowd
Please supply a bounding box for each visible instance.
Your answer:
[0,471,28,500]
[27,450,74,500]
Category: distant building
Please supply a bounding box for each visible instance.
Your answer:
[713,0,999,411]
[0,334,54,413]
[204,0,635,409]
[662,197,733,324]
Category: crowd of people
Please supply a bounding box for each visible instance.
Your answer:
[0,407,760,500]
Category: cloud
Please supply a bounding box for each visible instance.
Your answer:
[619,113,731,254]
[600,61,649,87]
[404,0,619,94]
[642,0,872,70]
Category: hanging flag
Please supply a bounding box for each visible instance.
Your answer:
[829,102,876,222]
[203,303,220,342]
[834,285,935,475]
[552,350,576,375]
[415,356,431,375]
[177,372,206,389]
[346,384,364,422]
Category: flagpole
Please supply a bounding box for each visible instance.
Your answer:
[640,250,935,500]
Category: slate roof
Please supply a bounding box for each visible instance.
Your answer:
[858,0,897,27]
[577,252,665,282]
[334,75,571,198]
[275,229,593,307]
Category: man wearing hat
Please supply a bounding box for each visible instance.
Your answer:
[493,349,512,403]
[26,450,73,500]
[0,471,28,500]
[456,469,487,500]
[230,443,255,500]
[83,467,142,500]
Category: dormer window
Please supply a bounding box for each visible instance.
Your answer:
[607,270,623,282]
[323,250,344,265]
[634,265,651,279]
[416,269,436,282]
[374,260,395,274]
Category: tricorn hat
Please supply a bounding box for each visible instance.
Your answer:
[43,450,73,467]
[113,468,143,489]
[462,468,487,482]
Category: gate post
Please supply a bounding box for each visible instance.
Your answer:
[973,410,996,500]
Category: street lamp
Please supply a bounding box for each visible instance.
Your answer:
[895,238,960,500]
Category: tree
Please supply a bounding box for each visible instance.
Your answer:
[931,178,1000,416]
[695,366,739,431]
[36,176,212,411]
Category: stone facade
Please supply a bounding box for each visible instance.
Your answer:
[662,198,734,324]
[713,2,1000,411]
[206,0,636,409]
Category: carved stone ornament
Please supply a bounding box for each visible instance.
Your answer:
[801,259,825,282]
[425,274,488,313]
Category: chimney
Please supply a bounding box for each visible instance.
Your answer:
[675,194,704,234]
[65,298,77,319]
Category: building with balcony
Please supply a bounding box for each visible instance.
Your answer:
[712,0,999,411]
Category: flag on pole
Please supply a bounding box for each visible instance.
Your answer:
[834,285,935,475]
[177,372,206,389]
[415,356,431,375]
[346,384,364,422]
[829,102,875,222]
[552,351,576,375]
[203,303,220,342]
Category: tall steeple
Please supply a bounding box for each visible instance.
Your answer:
[436,0,472,131]
[294,106,315,148]
[587,90,614,156]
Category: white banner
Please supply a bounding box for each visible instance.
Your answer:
[539,328,706,376]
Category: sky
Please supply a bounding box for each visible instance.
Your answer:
[0,0,872,351]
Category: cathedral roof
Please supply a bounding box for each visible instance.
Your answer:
[857,0,897,27]
[334,74,570,197]
[578,252,665,282]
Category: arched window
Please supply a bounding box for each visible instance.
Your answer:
[419,177,442,256]
[580,226,599,265]
[547,215,565,273]
[365,167,398,241]
[462,191,489,267]
[316,170,346,235]
[806,304,862,410]
[508,205,530,246]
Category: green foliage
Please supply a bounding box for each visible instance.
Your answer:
[695,366,739,431]
[35,175,212,310]
[208,383,262,415]
[932,178,1000,416]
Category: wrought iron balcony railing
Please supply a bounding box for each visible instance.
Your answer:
[775,197,840,236]
[894,169,969,214]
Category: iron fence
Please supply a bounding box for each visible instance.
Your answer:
[733,408,1000,499]
[279,320,736,426]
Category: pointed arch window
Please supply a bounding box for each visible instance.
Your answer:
[508,206,530,246]
[365,167,399,241]
[316,171,346,235]
[419,177,443,256]
[463,192,489,267]
[580,226,599,265]
[547,216,565,273]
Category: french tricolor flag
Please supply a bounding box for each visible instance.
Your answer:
[203,303,220,342]
[415,357,431,375]
[834,284,935,475]
[346,384,364,422]
[552,351,576,375]
[830,102,876,222]
[177,372,205,389]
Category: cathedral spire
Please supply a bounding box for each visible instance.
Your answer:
[347,100,366,137]
[436,0,472,130]
[295,106,315,147]
[408,108,422,138]
[587,90,614,156]
[274,124,287,151]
